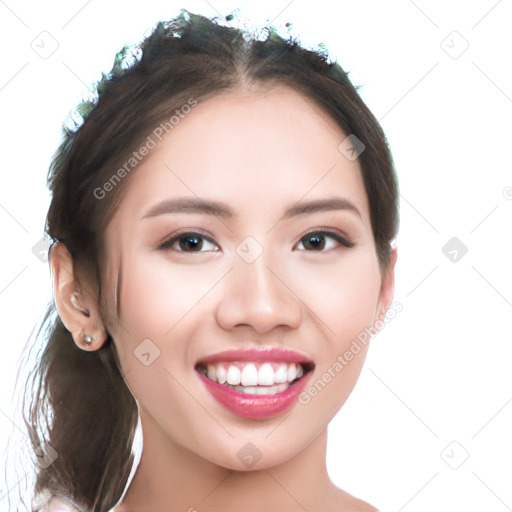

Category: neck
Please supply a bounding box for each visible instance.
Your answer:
[116,411,341,511]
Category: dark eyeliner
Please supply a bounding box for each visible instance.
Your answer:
[299,230,355,249]
[157,231,217,251]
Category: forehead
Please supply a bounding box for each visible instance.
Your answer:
[108,84,370,230]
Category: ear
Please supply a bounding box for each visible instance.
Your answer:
[375,247,398,322]
[49,241,108,351]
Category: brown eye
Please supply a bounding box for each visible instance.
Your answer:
[178,234,203,251]
[302,233,326,250]
[295,231,354,251]
[159,232,219,252]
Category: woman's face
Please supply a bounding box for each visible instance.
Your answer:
[102,84,395,470]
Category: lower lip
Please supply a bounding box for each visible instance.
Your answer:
[197,370,312,419]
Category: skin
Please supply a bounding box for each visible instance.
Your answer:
[50,84,397,511]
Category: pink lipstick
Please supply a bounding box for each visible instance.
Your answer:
[195,347,314,419]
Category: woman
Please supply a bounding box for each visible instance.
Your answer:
[20,9,398,511]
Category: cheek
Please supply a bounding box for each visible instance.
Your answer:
[109,253,211,419]
[291,249,382,340]
[117,252,222,340]
[110,250,228,378]
[292,250,381,415]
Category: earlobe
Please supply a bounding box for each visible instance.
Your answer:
[49,241,107,350]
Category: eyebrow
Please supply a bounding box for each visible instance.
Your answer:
[141,196,361,221]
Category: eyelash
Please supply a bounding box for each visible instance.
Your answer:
[157,229,355,253]
[296,230,355,251]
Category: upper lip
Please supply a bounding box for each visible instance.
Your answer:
[196,346,314,367]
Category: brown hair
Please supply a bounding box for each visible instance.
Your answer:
[13,9,399,511]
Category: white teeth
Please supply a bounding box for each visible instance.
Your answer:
[234,382,289,395]
[274,364,287,384]
[287,363,297,382]
[226,366,241,385]
[240,363,258,386]
[217,365,227,384]
[258,363,275,386]
[201,361,307,387]
[207,364,216,381]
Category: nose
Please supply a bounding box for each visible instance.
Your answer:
[215,253,303,334]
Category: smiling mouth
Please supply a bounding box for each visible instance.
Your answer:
[195,361,314,395]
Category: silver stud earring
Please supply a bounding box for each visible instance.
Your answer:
[82,334,95,344]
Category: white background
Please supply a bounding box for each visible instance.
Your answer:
[0,1,511,511]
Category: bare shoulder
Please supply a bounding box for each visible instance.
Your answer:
[340,496,379,512]
[326,486,379,511]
